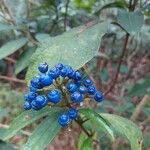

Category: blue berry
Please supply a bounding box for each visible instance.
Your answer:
[31,100,41,110]
[60,67,68,77]
[67,83,78,93]
[79,86,87,94]
[38,62,48,73]
[30,76,43,89]
[94,91,104,102]
[83,78,93,87]
[58,114,70,127]
[47,89,62,104]
[68,108,78,119]
[67,69,75,78]
[23,101,32,110]
[74,80,81,87]
[28,91,37,100]
[24,93,29,101]
[55,63,63,70]
[88,85,96,95]
[71,92,83,103]
[74,71,82,81]
[30,86,37,92]
[40,74,53,86]
[35,95,47,107]
[48,67,60,79]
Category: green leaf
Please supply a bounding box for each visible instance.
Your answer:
[79,108,115,141]
[0,38,28,60]
[35,33,52,44]
[24,111,62,150]
[80,138,93,150]
[15,47,36,74]
[117,10,144,33]
[3,107,62,140]
[78,132,87,150]
[128,76,150,97]
[0,23,15,31]
[26,22,108,83]
[100,113,143,150]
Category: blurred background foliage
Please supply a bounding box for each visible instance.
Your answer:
[0,0,150,149]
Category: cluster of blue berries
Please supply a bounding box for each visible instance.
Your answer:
[23,63,104,127]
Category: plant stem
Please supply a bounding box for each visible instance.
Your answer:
[64,0,70,31]
[0,75,26,84]
[104,33,129,96]
[130,95,150,121]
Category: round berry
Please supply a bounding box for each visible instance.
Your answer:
[67,83,78,93]
[23,101,32,110]
[74,80,81,87]
[94,91,104,102]
[38,62,48,73]
[40,74,53,86]
[58,114,70,127]
[35,95,47,107]
[74,71,82,81]
[83,78,93,87]
[31,100,41,110]
[30,76,43,89]
[47,89,62,104]
[67,69,75,78]
[55,63,63,70]
[71,92,83,103]
[28,91,37,100]
[79,86,87,94]
[30,86,37,92]
[88,85,96,95]
[60,67,68,77]
[48,67,60,79]
[68,108,78,119]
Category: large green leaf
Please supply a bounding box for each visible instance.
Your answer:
[117,10,144,33]
[0,38,28,60]
[24,112,62,150]
[3,107,62,140]
[78,132,87,150]
[79,108,115,141]
[26,22,108,83]
[15,47,36,74]
[80,138,93,150]
[100,113,143,150]
[128,76,150,97]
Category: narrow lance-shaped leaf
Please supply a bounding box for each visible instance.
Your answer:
[100,113,143,150]
[0,38,28,60]
[3,107,62,140]
[79,108,115,141]
[24,111,63,150]
[26,22,108,84]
